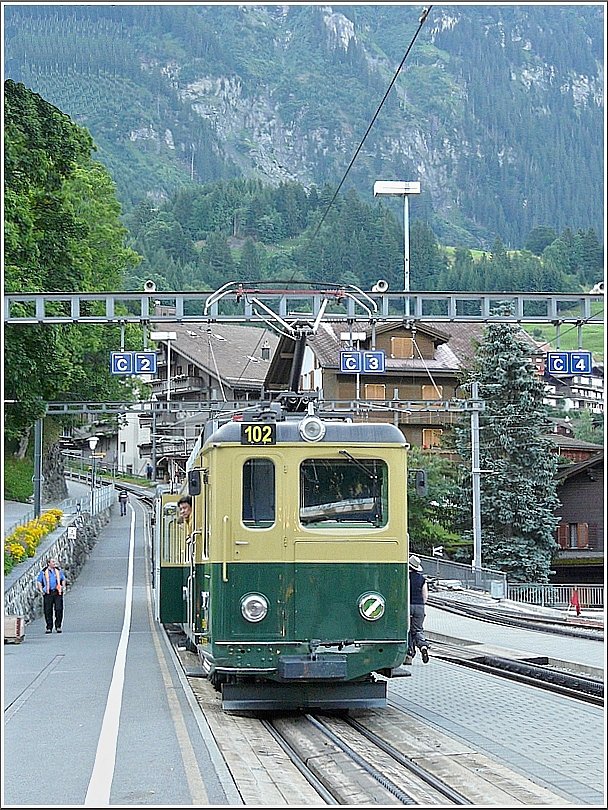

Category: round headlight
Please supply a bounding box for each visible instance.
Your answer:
[358,592,386,621]
[299,415,326,442]
[241,593,269,623]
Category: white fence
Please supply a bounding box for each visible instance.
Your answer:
[89,484,115,516]
[421,554,603,610]
[507,583,603,610]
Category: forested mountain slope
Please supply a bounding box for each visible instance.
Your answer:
[4,4,604,248]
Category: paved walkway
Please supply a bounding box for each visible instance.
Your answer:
[3,481,93,535]
[3,493,239,806]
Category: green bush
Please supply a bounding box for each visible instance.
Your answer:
[3,455,34,502]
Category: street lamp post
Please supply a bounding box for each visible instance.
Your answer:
[373,180,421,316]
[150,331,177,401]
[88,435,99,514]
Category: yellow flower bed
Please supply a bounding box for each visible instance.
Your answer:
[4,509,64,575]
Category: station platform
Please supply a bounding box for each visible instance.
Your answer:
[3,493,241,806]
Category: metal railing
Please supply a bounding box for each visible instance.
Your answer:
[420,555,508,595]
[420,555,604,610]
[3,484,116,538]
[89,484,115,515]
[507,583,603,610]
[4,496,87,538]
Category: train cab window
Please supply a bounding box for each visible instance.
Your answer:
[299,457,388,528]
[162,503,179,561]
[242,458,275,528]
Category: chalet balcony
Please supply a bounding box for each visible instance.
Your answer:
[150,375,207,397]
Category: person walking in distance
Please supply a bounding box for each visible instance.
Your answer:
[36,558,66,634]
[407,554,430,663]
[118,489,129,516]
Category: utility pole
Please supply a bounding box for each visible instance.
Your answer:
[471,380,482,586]
[152,409,157,481]
[33,418,43,518]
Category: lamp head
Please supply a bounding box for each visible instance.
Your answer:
[88,436,99,451]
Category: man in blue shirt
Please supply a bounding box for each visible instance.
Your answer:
[36,558,66,634]
[407,554,430,663]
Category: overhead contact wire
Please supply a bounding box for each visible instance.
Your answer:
[308,5,433,247]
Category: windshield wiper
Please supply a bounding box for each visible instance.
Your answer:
[339,450,377,480]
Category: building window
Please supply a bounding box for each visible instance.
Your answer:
[364,384,386,400]
[391,336,414,359]
[120,442,126,453]
[568,522,589,549]
[422,428,442,449]
[422,385,443,400]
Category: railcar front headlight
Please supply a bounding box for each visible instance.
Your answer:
[240,593,269,623]
[299,415,326,442]
[358,592,386,621]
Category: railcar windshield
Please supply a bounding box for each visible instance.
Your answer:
[300,457,388,528]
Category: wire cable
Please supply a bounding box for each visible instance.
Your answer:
[309,5,433,244]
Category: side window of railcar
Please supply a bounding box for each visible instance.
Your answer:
[299,458,388,528]
[162,503,180,561]
[242,458,275,528]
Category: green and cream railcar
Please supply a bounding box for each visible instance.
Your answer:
[160,404,410,710]
[154,489,189,625]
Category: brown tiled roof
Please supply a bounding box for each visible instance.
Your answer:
[555,450,604,480]
[545,433,604,451]
[307,320,502,369]
[153,322,279,388]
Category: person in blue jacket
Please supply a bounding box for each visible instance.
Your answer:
[36,558,66,634]
[407,554,430,663]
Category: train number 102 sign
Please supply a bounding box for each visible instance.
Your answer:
[241,424,277,445]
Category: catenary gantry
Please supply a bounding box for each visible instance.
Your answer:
[3,287,603,325]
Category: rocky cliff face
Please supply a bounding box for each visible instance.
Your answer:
[42,444,68,504]
[4,4,603,246]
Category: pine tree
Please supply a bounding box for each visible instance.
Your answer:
[453,322,560,583]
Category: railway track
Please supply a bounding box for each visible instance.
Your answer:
[262,712,473,805]
[429,593,603,640]
[170,628,584,806]
[427,640,603,705]
[184,667,571,806]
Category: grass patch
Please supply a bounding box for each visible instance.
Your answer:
[524,324,604,360]
[3,455,34,503]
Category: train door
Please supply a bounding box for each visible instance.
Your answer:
[157,494,184,624]
[185,468,212,642]
[218,449,288,640]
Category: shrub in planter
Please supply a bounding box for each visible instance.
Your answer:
[4,509,63,575]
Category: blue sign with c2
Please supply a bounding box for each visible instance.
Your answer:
[111,351,157,375]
